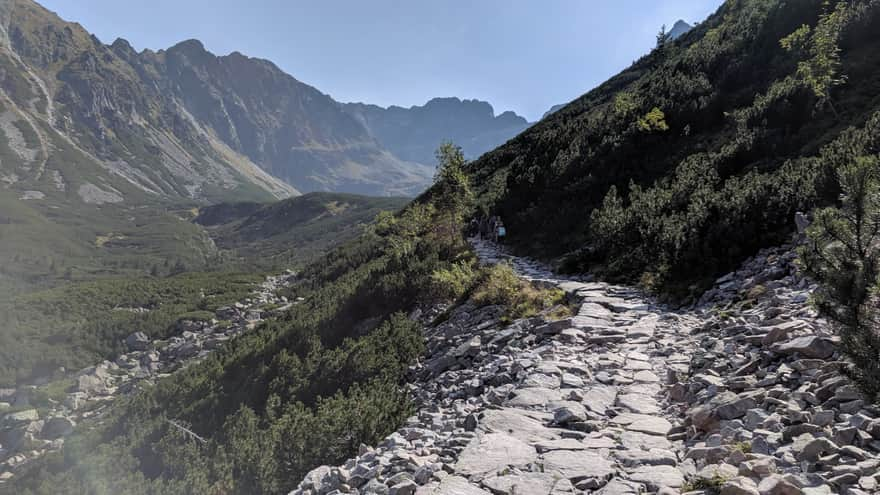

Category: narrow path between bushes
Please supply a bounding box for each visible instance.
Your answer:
[292,239,700,494]
[292,239,880,495]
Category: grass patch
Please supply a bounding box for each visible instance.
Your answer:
[472,263,569,322]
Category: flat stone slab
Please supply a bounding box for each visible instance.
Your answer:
[615,448,678,467]
[430,476,493,495]
[481,408,560,443]
[455,433,536,476]
[616,394,661,414]
[596,478,645,495]
[625,465,684,490]
[626,416,672,436]
[521,373,561,389]
[541,450,616,481]
[579,302,614,320]
[624,360,653,371]
[481,473,563,495]
[633,370,660,383]
[619,431,673,450]
[583,385,618,415]
[609,413,657,426]
[506,387,562,407]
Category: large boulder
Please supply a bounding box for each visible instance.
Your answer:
[770,336,835,359]
[77,374,109,396]
[125,331,151,351]
[41,416,76,439]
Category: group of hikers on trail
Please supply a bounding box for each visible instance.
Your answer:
[469,214,506,242]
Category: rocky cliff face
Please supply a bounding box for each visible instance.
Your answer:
[0,0,435,202]
[0,0,298,204]
[344,97,531,165]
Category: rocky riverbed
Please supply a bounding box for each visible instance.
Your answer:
[0,271,298,484]
[290,239,880,495]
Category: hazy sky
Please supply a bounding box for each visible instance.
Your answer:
[39,0,722,121]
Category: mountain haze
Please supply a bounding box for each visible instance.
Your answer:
[344,97,531,165]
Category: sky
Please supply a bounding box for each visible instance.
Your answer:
[39,0,722,121]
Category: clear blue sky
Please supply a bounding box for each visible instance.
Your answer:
[39,0,722,121]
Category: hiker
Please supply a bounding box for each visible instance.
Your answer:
[495,219,506,243]
[468,218,479,238]
[478,215,489,239]
[487,216,498,241]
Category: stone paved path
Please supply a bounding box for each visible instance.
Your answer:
[293,240,880,495]
[433,240,700,493]
[292,240,701,494]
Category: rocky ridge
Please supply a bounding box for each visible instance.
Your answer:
[0,271,298,483]
[291,237,880,494]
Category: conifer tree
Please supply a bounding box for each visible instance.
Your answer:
[799,155,880,400]
[433,142,473,247]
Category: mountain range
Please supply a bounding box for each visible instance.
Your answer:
[0,0,530,203]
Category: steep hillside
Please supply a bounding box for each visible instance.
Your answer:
[468,0,880,297]
[195,192,408,268]
[344,97,530,164]
[0,0,296,204]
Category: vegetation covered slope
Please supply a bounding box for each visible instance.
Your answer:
[4,148,481,494]
[1,191,406,386]
[469,0,880,297]
[195,192,409,269]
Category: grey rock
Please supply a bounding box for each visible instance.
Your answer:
[542,450,616,482]
[454,433,536,476]
[41,416,75,439]
[125,331,151,351]
[481,473,561,495]
[722,477,760,495]
[625,465,684,490]
[770,336,836,359]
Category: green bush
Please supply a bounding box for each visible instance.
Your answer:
[429,260,479,301]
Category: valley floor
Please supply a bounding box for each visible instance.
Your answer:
[0,272,298,483]
[291,239,880,494]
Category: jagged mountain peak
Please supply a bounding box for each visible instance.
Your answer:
[668,19,693,40]
[343,97,531,164]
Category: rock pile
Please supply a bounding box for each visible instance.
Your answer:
[292,239,880,494]
[678,244,880,495]
[0,272,297,483]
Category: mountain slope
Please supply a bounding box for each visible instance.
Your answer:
[344,97,531,164]
[0,0,297,204]
[0,0,431,199]
[195,192,409,268]
[468,0,880,296]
